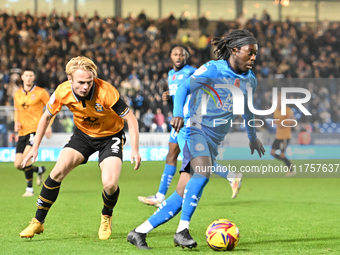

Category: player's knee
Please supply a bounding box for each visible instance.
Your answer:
[14,162,23,170]
[50,169,66,182]
[103,183,118,195]
[270,150,276,156]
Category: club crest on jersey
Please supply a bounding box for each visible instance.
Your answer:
[178,74,183,80]
[95,103,103,112]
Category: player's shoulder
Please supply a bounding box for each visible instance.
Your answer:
[168,69,175,76]
[192,61,217,76]
[183,65,197,72]
[95,78,117,92]
[14,88,21,96]
[34,85,49,94]
[53,80,72,97]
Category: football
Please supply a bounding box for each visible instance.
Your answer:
[205,219,239,251]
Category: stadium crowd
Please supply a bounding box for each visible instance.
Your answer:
[0,9,339,133]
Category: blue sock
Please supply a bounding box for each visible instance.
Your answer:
[148,191,183,228]
[180,173,209,222]
[213,162,229,179]
[157,164,177,196]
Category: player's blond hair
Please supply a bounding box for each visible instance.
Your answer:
[65,56,98,78]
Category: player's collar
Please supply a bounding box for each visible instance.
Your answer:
[22,84,36,93]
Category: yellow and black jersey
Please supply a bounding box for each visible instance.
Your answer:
[47,78,129,138]
[14,85,50,136]
[274,106,294,140]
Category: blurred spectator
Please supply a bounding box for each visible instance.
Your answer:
[1,9,340,134]
[141,109,155,132]
[151,108,167,132]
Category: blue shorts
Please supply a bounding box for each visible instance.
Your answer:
[169,127,178,144]
[178,126,218,172]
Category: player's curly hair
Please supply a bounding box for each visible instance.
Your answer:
[66,56,98,78]
[212,29,256,60]
[169,44,190,58]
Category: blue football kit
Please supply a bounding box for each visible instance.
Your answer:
[174,59,257,170]
[146,59,259,233]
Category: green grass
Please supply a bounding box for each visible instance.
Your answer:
[1,160,339,254]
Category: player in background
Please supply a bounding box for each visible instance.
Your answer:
[13,69,52,197]
[127,29,265,249]
[138,45,242,208]
[270,95,296,176]
[19,56,141,240]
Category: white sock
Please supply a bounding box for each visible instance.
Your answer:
[135,220,154,234]
[38,167,43,174]
[155,192,165,202]
[176,220,190,233]
[26,187,34,193]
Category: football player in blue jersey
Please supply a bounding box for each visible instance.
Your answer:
[127,29,265,250]
[138,45,242,208]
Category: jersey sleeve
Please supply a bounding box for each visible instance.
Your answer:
[173,63,217,118]
[41,88,50,106]
[111,97,130,117]
[47,89,62,116]
[106,85,130,117]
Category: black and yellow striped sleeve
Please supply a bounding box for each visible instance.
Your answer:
[111,97,130,117]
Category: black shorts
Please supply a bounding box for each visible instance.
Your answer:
[64,128,126,164]
[16,133,36,153]
[272,138,290,152]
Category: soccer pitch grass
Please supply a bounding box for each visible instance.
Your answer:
[1,159,339,254]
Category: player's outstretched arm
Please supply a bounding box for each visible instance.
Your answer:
[22,110,53,167]
[122,111,141,170]
[44,115,56,139]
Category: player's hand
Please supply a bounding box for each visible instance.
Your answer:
[14,122,22,132]
[171,117,184,133]
[130,151,141,170]
[21,147,38,167]
[45,126,53,139]
[249,138,265,158]
[162,91,170,101]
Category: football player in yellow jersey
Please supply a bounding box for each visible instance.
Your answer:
[13,69,53,197]
[271,95,296,177]
[20,56,141,240]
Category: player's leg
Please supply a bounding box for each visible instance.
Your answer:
[271,139,293,176]
[14,136,35,196]
[97,131,125,240]
[174,156,211,249]
[20,147,85,238]
[128,171,191,249]
[138,141,180,207]
[98,156,122,240]
[279,139,294,176]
